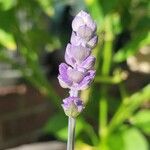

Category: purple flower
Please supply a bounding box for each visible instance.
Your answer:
[58,10,98,117]
[62,97,84,117]
[58,63,96,90]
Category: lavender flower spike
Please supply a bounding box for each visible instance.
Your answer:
[58,10,98,150]
[58,10,98,116]
[58,12,97,92]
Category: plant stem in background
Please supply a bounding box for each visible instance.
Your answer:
[67,117,76,150]
[99,40,113,134]
[99,16,113,149]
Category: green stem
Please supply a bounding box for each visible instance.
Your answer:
[99,45,113,130]
[99,87,108,137]
[67,117,76,150]
[101,40,113,75]
[95,75,123,84]
[118,83,128,99]
[99,16,114,149]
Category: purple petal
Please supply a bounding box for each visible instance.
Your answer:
[67,68,85,83]
[59,63,68,76]
[81,56,96,70]
[71,32,82,46]
[70,32,80,46]
[78,70,96,90]
[74,98,84,112]
[87,35,98,48]
[65,43,91,65]
[65,52,75,67]
[86,17,97,32]
[58,63,72,88]
[65,44,76,66]
[58,76,70,88]
[77,11,96,32]
[77,25,93,39]
[72,16,84,32]
[69,45,91,63]
[66,43,72,56]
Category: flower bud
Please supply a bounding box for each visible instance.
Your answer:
[72,11,96,33]
[62,97,84,118]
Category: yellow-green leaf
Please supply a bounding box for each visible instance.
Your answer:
[0,29,16,50]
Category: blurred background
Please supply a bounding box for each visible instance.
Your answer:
[0,0,149,150]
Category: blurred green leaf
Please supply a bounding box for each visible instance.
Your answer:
[118,0,131,30]
[134,16,150,32]
[100,0,119,15]
[109,84,150,132]
[43,113,68,140]
[77,117,99,145]
[108,130,125,150]
[108,127,149,150]
[122,128,149,150]
[130,110,150,134]
[114,32,150,62]
[0,29,16,50]
[36,0,54,16]
[0,9,16,32]
[0,0,17,10]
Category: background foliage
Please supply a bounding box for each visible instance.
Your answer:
[0,0,149,150]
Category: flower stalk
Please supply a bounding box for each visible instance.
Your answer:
[67,117,76,150]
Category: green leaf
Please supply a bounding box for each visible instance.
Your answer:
[122,128,149,150]
[130,110,150,134]
[114,32,150,62]
[100,0,119,15]
[36,0,54,16]
[108,131,125,150]
[0,29,16,50]
[0,0,17,10]
[109,84,150,132]
[43,113,68,140]
[108,127,149,150]
[76,117,99,145]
